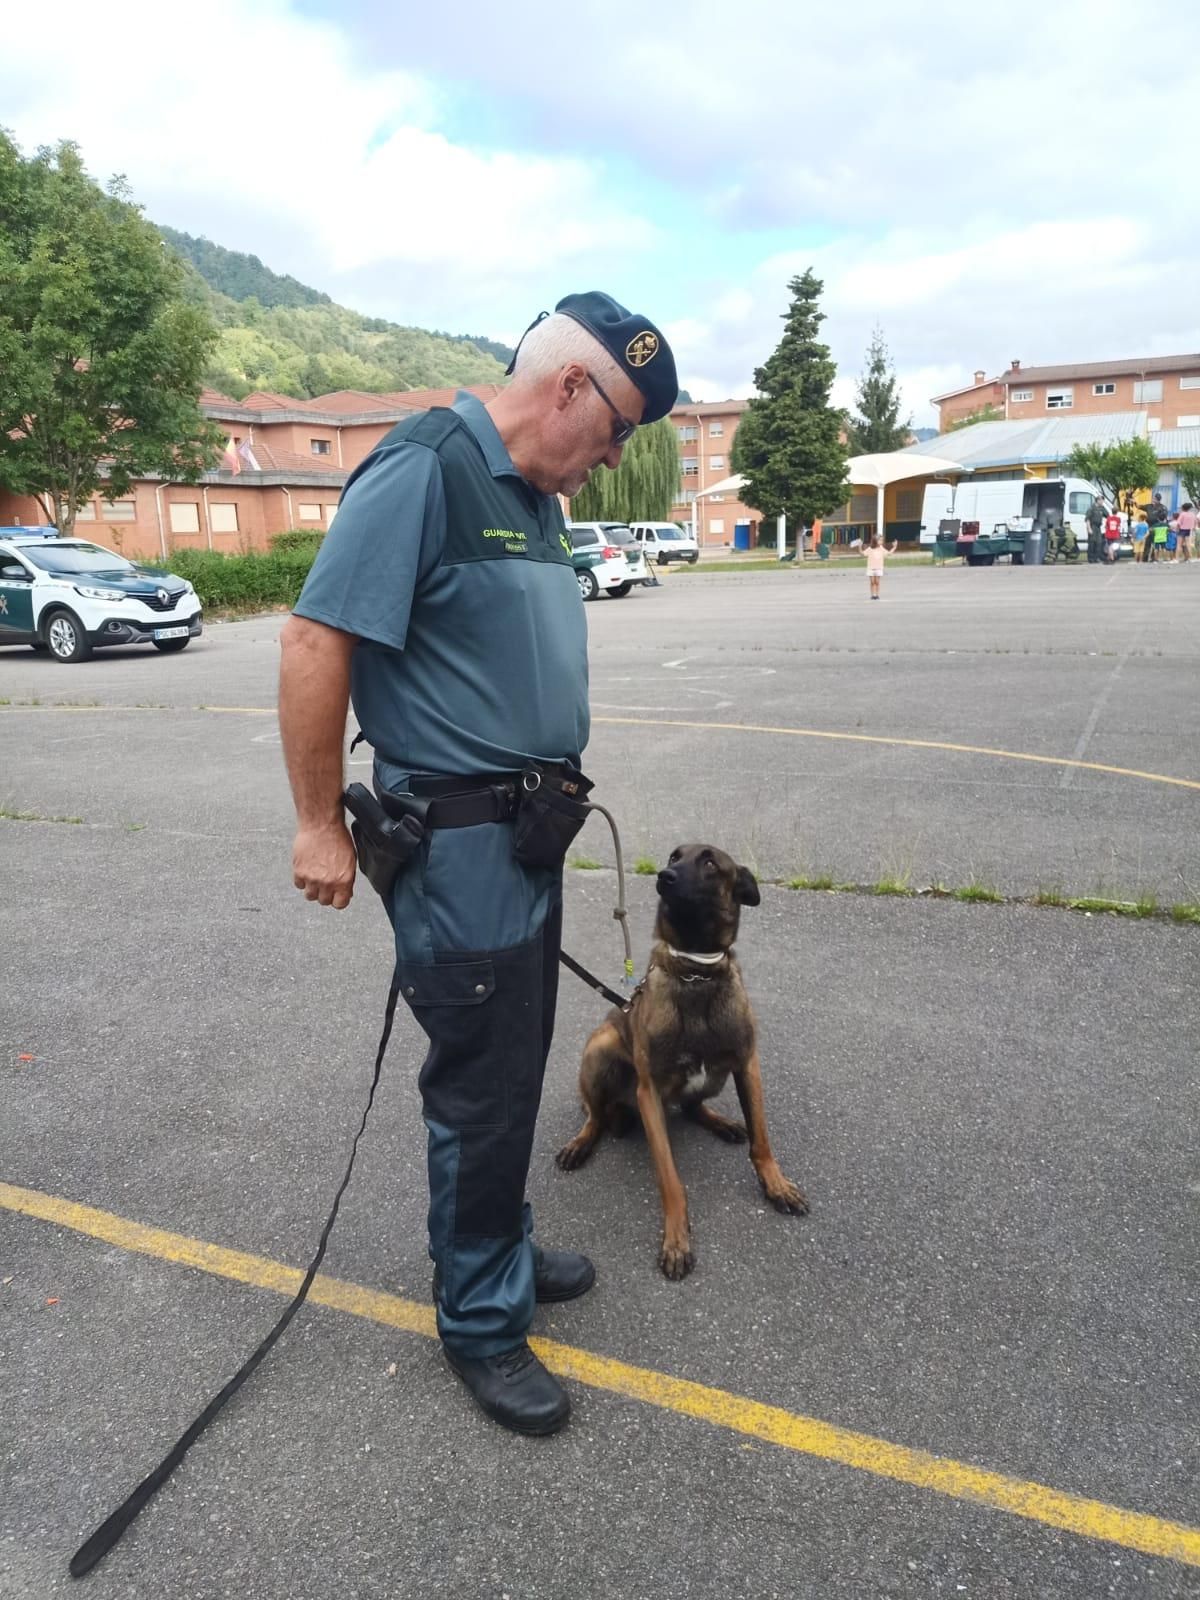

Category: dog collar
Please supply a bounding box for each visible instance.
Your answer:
[666,947,727,965]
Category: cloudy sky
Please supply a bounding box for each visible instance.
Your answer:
[4,0,1198,424]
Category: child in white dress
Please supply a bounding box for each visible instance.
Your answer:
[866,532,897,599]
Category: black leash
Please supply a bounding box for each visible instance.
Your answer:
[69,947,627,1578]
[558,949,634,1012]
[68,973,402,1579]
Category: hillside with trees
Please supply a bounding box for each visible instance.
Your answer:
[159,227,512,400]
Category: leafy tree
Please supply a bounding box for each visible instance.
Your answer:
[569,418,680,522]
[0,135,222,535]
[947,403,1003,431]
[847,326,911,453]
[729,270,847,525]
[158,226,331,308]
[1176,456,1200,506]
[1063,438,1160,515]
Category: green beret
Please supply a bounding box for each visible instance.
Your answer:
[507,291,679,424]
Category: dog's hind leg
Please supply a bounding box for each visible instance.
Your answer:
[556,1112,603,1170]
[684,1101,748,1144]
[556,1021,631,1171]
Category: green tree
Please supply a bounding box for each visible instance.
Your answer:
[569,418,680,522]
[0,135,222,535]
[1064,438,1160,515]
[947,403,1003,431]
[1175,457,1200,506]
[847,326,911,453]
[729,270,847,526]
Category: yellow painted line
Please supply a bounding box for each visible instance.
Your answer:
[594,715,1200,794]
[4,1180,1198,1569]
[1,702,1197,794]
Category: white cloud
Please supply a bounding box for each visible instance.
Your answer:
[0,0,656,329]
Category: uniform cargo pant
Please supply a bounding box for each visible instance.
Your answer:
[385,805,563,1359]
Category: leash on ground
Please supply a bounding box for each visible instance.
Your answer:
[68,809,636,1576]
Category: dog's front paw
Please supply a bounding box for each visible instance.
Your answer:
[659,1238,695,1280]
[763,1173,809,1215]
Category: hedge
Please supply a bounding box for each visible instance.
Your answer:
[143,530,322,611]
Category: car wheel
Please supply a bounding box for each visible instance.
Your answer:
[153,636,191,653]
[686,553,699,564]
[609,583,633,597]
[577,569,599,601]
[656,554,669,567]
[44,608,92,663]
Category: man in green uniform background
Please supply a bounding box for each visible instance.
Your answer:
[278,293,677,1435]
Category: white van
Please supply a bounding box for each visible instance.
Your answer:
[628,522,700,565]
[920,476,1098,552]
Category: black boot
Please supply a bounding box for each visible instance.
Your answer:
[433,1248,595,1307]
[443,1342,570,1435]
[532,1246,596,1302]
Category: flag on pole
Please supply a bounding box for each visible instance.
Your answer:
[221,435,240,475]
[238,438,262,472]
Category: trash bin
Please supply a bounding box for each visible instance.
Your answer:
[733,521,751,550]
[1024,526,1047,566]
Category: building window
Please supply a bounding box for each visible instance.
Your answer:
[1132,380,1163,404]
[297,503,323,523]
[1177,414,1200,428]
[709,518,725,535]
[709,455,724,470]
[709,494,726,503]
[677,425,698,442]
[676,489,697,506]
[1147,417,1161,431]
[681,459,698,478]
[849,493,875,520]
[323,505,338,525]
[1011,389,1033,402]
[1092,382,1115,396]
[896,489,921,519]
[1046,388,1074,409]
[1179,375,1200,390]
[708,421,724,437]
[210,503,239,534]
[169,502,200,534]
[103,499,136,521]
[310,438,332,456]
[74,500,96,521]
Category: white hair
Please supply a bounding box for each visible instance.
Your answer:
[511,311,625,391]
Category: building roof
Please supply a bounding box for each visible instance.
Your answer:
[901,411,1149,469]
[1150,427,1200,461]
[1000,354,1200,385]
[930,377,1003,403]
[669,399,750,419]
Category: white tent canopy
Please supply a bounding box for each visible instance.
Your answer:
[695,473,747,500]
[844,452,972,542]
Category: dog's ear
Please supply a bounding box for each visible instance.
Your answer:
[733,865,760,906]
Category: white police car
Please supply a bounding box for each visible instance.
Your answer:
[0,529,202,663]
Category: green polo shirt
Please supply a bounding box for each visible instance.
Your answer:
[294,393,589,780]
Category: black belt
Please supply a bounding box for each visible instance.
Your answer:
[394,773,520,830]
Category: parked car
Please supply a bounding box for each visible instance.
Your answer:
[567,522,646,600]
[0,530,202,662]
[629,521,700,565]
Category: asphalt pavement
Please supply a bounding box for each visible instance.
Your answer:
[2,564,1198,1598]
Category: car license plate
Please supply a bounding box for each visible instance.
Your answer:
[153,626,188,641]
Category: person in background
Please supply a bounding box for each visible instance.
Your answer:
[1132,509,1151,562]
[1175,501,1196,564]
[1103,504,1123,562]
[865,530,897,599]
[1085,496,1106,563]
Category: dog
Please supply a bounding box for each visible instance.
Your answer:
[556,843,807,1278]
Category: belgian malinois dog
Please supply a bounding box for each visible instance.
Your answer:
[556,844,807,1278]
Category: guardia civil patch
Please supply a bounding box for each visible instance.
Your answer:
[626,330,659,368]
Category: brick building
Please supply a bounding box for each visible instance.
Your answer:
[0,383,505,561]
[933,355,1200,435]
[668,399,760,546]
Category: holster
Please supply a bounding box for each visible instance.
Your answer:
[511,762,594,869]
[343,782,427,899]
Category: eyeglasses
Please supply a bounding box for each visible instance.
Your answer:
[586,371,638,447]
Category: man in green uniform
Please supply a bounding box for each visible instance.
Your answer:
[278,293,677,1435]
